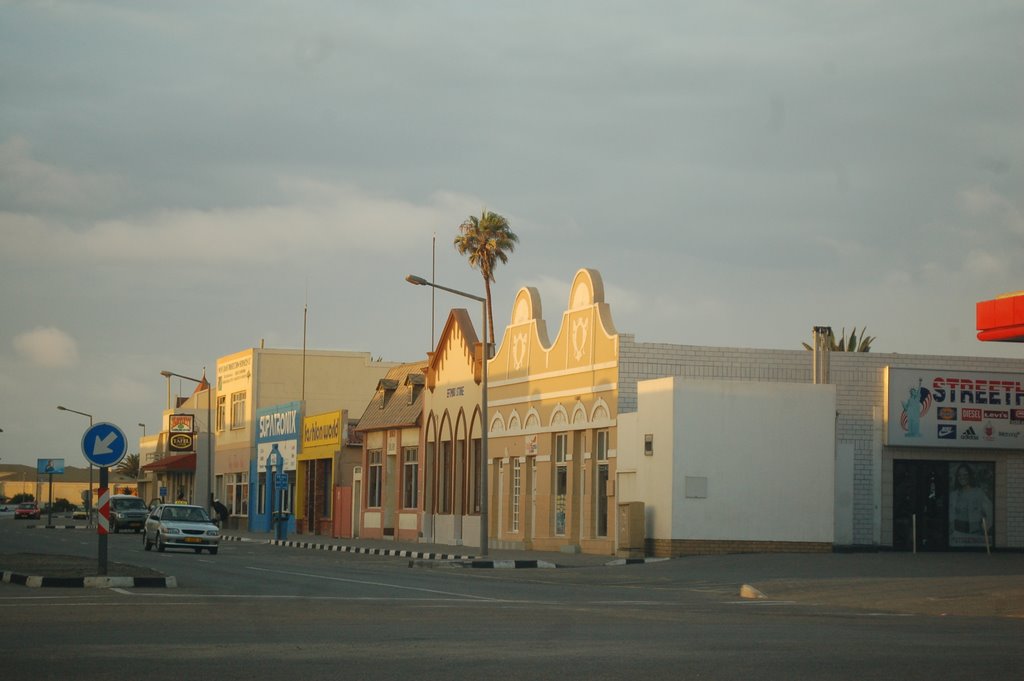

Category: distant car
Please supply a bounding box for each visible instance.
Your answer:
[14,502,41,520]
[143,504,220,554]
[109,495,148,533]
[72,506,88,520]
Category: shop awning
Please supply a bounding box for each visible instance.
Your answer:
[141,453,196,472]
[977,292,1024,342]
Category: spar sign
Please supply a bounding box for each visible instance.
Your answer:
[884,367,1024,449]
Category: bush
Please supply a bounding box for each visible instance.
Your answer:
[10,493,35,504]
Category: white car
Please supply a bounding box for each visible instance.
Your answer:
[143,504,220,555]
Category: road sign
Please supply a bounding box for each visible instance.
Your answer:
[81,422,128,468]
[274,472,288,490]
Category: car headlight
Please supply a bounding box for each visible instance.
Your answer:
[163,527,182,534]
[206,530,219,536]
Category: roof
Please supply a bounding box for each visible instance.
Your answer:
[355,362,428,432]
[977,292,1024,342]
[140,453,196,472]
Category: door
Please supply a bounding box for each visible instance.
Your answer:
[892,460,949,551]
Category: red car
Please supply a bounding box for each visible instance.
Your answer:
[14,502,40,520]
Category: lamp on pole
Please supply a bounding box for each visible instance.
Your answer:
[160,370,213,511]
[405,273,489,556]
[57,405,93,523]
[138,422,146,437]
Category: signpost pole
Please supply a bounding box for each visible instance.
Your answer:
[98,466,108,575]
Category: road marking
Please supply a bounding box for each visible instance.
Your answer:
[245,566,502,601]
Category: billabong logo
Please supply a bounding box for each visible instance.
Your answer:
[937,424,957,439]
[937,407,957,421]
[960,426,978,440]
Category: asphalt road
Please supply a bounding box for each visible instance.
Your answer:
[1,519,1022,681]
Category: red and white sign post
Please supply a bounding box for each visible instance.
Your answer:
[97,486,110,535]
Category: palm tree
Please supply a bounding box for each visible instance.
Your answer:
[115,452,140,478]
[454,209,519,346]
[802,326,875,352]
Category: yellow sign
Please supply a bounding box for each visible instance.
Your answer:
[303,411,341,449]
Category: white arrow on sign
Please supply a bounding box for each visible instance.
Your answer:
[93,432,118,455]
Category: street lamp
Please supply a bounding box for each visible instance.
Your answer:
[160,370,213,511]
[57,405,93,522]
[405,273,489,556]
[138,422,146,437]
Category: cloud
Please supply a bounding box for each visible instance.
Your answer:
[958,187,1024,235]
[0,137,123,215]
[12,327,80,368]
[0,180,480,266]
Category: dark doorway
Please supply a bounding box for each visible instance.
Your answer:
[892,460,949,551]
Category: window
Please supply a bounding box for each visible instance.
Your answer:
[512,458,521,533]
[216,395,226,432]
[230,391,246,430]
[594,430,610,537]
[227,472,248,516]
[440,441,452,514]
[368,450,382,508]
[555,432,568,535]
[468,438,480,513]
[402,447,418,509]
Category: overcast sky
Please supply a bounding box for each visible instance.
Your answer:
[2,1,1023,467]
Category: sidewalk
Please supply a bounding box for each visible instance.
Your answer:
[223,528,631,568]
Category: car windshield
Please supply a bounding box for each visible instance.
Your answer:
[162,506,210,523]
[18,503,35,509]
[113,498,146,511]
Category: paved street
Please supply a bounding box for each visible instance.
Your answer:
[1,519,1022,680]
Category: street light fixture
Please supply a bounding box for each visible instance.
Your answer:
[57,405,94,522]
[405,273,489,556]
[138,422,146,437]
[160,370,213,511]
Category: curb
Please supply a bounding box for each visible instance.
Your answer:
[605,557,670,566]
[266,538,475,561]
[1,571,177,589]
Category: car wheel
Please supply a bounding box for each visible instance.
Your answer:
[143,531,152,551]
[209,547,218,555]
[156,535,166,552]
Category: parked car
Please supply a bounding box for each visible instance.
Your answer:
[72,506,88,520]
[109,494,148,533]
[14,502,41,520]
[143,504,220,554]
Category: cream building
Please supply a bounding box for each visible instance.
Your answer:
[213,346,398,532]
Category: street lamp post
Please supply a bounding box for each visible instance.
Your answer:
[405,273,489,556]
[139,422,146,437]
[160,370,213,512]
[57,405,93,524]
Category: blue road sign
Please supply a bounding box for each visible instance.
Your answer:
[274,472,288,490]
[81,422,128,468]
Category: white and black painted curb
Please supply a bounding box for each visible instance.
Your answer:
[1,571,177,589]
[266,538,474,561]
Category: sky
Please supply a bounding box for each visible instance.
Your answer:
[2,1,1023,467]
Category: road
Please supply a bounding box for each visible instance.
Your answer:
[1,519,1021,680]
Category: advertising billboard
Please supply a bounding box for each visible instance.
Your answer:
[255,401,302,471]
[884,367,1024,449]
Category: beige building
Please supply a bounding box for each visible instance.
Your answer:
[213,347,398,531]
[420,269,620,554]
[355,363,427,541]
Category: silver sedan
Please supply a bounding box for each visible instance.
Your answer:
[143,503,220,555]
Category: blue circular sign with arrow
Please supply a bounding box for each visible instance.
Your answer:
[81,422,128,468]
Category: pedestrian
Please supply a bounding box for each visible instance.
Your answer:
[212,498,230,527]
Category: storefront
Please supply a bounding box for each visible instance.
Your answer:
[884,367,1019,551]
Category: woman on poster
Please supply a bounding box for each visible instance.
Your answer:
[949,463,993,547]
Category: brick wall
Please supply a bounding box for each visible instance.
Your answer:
[618,335,1024,548]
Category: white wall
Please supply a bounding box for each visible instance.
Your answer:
[627,378,836,545]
